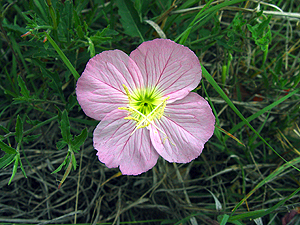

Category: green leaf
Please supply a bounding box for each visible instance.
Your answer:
[132,0,152,21]
[73,9,84,39]
[292,72,300,88]
[274,56,283,74]
[0,135,4,141]
[71,151,77,170]
[0,154,15,169]
[22,116,58,137]
[230,220,245,225]
[32,59,65,103]
[60,110,72,143]
[23,134,42,144]
[8,155,18,185]
[32,0,48,22]
[219,214,229,225]
[71,128,88,151]
[3,87,18,98]
[86,37,95,58]
[18,154,27,178]
[89,28,113,45]
[55,105,63,121]
[17,75,30,99]
[66,94,78,112]
[44,32,80,80]
[247,16,272,51]
[58,156,73,189]
[0,125,10,134]
[51,152,69,174]
[56,140,67,150]
[2,23,27,34]
[15,115,23,144]
[116,0,145,41]
[0,140,17,154]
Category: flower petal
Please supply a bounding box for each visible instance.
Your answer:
[76,50,144,120]
[149,92,215,163]
[94,109,159,175]
[130,39,202,102]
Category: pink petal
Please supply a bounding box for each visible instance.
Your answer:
[130,39,202,102]
[76,50,144,120]
[94,109,159,175]
[149,92,215,163]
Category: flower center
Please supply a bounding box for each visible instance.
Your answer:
[119,84,169,134]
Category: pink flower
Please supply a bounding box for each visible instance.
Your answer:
[76,39,215,175]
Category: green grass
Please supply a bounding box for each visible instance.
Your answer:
[1,0,300,224]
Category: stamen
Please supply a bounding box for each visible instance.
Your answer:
[122,84,132,102]
[134,97,168,128]
[119,84,169,138]
[128,97,169,136]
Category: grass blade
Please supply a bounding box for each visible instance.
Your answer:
[176,0,247,44]
[229,185,300,221]
[225,88,299,141]
[231,156,300,214]
[201,64,300,173]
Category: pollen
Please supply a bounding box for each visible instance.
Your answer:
[118,84,169,135]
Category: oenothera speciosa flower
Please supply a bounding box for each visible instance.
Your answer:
[76,39,215,175]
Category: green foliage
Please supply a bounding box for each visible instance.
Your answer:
[116,0,146,41]
[132,0,152,21]
[0,141,17,154]
[17,75,30,100]
[247,15,272,51]
[0,154,15,169]
[51,110,87,187]
[15,115,23,144]
[32,59,65,102]
[0,115,27,184]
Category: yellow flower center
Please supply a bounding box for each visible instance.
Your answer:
[118,84,169,135]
